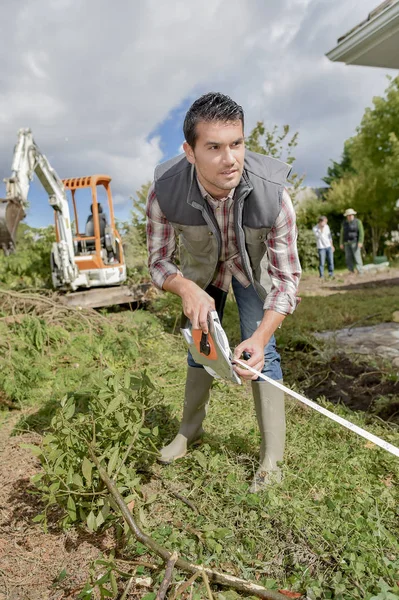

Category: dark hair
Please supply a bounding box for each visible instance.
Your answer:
[90,203,103,214]
[183,92,244,148]
[318,215,327,223]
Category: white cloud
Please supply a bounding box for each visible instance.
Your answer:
[0,0,395,224]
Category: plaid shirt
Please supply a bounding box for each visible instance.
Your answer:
[146,179,301,315]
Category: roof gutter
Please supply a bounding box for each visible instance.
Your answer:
[326,1,399,65]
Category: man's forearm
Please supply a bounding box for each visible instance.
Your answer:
[253,310,286,346]
[163,273,197,298]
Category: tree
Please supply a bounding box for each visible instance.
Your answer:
[245,122,304,203]
[245,122,319,269]
[326,76,399,257]
[322,141,355,189]
[130,182,152,247]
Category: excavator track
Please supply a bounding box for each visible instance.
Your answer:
[0,198,25,255]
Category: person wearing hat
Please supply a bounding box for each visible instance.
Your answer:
[339,209,364,274]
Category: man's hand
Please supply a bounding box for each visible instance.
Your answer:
[340,244,344,250]
[358,242,363,249]
[233,333,267,381]
[181,285,215,333]
[163,274,215,333]
[332,245,335,252]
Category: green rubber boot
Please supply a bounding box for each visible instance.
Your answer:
[249,380,286,493]
[158,366,214,464]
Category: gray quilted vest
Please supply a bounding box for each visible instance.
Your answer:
[154,150,291,301]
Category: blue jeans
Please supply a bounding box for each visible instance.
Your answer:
[187,278,282,381]
[318,247,334,278]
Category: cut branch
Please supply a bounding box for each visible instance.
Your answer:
[156,551,178,600]
[88,445,289,600]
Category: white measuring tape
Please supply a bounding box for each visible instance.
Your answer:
[233,358,399,458]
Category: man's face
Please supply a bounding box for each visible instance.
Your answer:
[347,214,355,222]
[183,120,245,199]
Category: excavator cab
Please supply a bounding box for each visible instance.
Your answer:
[59,175,126,287]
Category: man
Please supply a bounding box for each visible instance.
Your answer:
[312,216,334,278]
[146,92,301,493]
[339,208,364,275]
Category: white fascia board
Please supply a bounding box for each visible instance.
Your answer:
[326,1,399,65]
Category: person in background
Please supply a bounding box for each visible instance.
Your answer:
[312,215,334,279]
[340,208,364,275]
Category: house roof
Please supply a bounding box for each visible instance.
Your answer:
[326,0,399,69]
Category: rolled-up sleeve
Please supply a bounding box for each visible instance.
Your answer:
[263,188,301,315]
[146,183,182,289]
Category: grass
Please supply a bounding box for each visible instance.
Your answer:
[1,284,399,599]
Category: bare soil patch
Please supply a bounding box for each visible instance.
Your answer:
[0,414,116,600]
[297,354,399,422]
[299,267,399,297]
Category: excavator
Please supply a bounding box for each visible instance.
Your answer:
[0,128,149,308]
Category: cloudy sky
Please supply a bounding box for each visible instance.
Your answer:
[0,0,394,227]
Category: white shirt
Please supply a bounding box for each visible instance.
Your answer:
[313,224,332,249]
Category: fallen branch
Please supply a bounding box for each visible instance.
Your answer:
[88,446,289,600]
[156,551,178,600]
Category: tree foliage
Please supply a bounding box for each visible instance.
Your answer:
[322,141,355,189]
[130,182,152,247]
[245,122,304,202]
[246,122,318,269]
[326,76,399,256]
[0,224,55,288]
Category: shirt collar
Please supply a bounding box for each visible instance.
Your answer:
[196,177,235,202]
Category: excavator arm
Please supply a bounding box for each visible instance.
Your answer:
[0,129,79,288]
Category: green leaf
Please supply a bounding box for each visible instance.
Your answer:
[86,510,97,532]
[96,510,105,528]
[105,394,122,416]
[32,513,45,523]
[124,372,131,388]
[64,403,76,420]
[194,450,207,469]
[141,594,156,600]
[107,446,119,476]
[54,569,68,584]
[72,473,83,487]
[82,457,93,486]
[109,570,118,595]
[20,443,42,457]
[67,495,77,521]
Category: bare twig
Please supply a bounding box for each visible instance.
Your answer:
[116,558,161,571]
[156,551,178,600]
[201,567,214,600]
[152,473,199,513]
[119,575,135,600]
[88,445,289,600]
[169,571,202,600]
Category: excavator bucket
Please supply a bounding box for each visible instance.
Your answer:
[0,198,25,255]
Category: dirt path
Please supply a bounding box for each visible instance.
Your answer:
[0,413,114,600]
[299,266,399,296]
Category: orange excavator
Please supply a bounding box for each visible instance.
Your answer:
[0,129,146,308]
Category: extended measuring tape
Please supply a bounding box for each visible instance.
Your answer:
[233,358,399,459]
